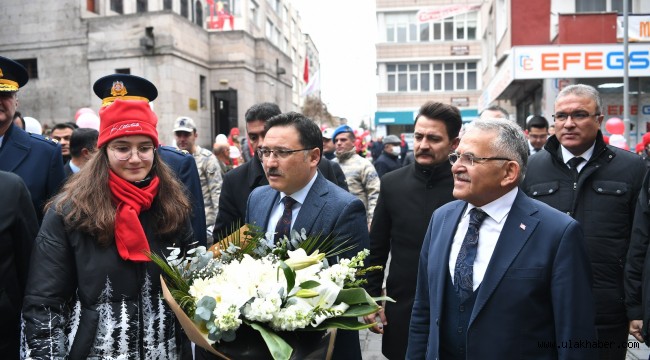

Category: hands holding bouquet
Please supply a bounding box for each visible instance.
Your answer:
[150,225,393,360]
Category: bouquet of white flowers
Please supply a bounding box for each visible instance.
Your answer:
[150,225,392,360]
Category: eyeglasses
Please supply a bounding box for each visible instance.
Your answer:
[552,111,600,122]
[448,152,511,166]
[257,147,313,159]
[108,145,156,161]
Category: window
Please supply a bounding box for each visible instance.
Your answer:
[195,0,203,26]
[266,19,274,39]
[575,0,631,12]
[163,0,172,10]
[385,11,478,43]
[250,1,259,27]
[110,0,123,14]
[181,0,189,18]
[115,68,131,74]
[16,59,38,79]
[200,75,206,108]
[386,62,478,92]
[87,0,99,14]
[136,0,147,13]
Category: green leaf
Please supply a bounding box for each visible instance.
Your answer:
[372,295,396,303]
[248,322,293,360]
[299,280,321,289]
[340,304,380,317]
[278,261,296,293]
[310,317,375,331]
[336,288,377,306]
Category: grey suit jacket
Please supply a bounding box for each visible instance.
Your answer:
[246,173,368,260]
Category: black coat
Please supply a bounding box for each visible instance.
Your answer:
[521,132,646,327]
[0,171,38,360]
[365,161,455,359]
[374,151,402,178]
[22,200,193,359]
[212,155,348,241]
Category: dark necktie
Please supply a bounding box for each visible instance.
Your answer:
[567,156,584,178]
[454,208,488,303]
[274,196,297,241]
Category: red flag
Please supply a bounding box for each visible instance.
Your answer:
[303,57,309,83]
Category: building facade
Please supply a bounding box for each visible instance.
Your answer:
[481,0,650,144]
[0,0,318,147]
[374,0,484,137]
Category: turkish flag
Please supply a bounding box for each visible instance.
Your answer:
[303,57,309,83]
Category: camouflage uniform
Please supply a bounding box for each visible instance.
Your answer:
[193,144,222,239]
[334,151,380,223]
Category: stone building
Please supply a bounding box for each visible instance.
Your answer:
[0,0,319,147]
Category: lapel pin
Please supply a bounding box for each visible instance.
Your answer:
[520,223,526,231]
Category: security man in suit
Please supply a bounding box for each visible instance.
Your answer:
[92,74,207,246]
[0,56,65,222]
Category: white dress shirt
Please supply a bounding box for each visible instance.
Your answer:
[449,187,518,291]
[560,143,595,173]
[266,172,318,235]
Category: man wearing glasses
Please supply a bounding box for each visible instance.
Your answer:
[525,115,549,155]
[407,118,596,359]
[246,112,368,360]
[522,84,645,360]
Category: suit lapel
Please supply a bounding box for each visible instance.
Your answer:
[253,188,279,231]
[469,191,539,325]
[0,126,30,172]
[432,202,466,315]
[293,174,328,235]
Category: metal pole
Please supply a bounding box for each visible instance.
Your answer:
[623,0,630,144]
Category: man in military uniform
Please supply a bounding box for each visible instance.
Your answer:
[93,74,207,246]
[0,56,65,221]
[332,124,380,226]
[174,116,223,241]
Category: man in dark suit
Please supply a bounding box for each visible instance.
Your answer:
[0,171,39,360]
[0,56,64,221]
[363,101,461,359]
[246,112,368,360]
[63,128,98,178]
[212,102,347,242]
[407,118,597,359]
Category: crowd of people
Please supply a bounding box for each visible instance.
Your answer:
[4,51,650,360]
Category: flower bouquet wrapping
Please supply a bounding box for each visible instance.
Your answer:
[150,225,393,360]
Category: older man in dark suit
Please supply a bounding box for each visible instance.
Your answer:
[0,56,64,221]
[407,118,597,359]
[246,112,368,360]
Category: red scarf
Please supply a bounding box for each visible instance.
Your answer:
[108,170,159,262]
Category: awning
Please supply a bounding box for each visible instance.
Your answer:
[375,109,479,125]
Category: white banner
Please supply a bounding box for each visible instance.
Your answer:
[416,4,480,23]
[512,44,650,79]
[617,15,650,42]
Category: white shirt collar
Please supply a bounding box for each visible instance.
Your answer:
[277,171,318,206]
[560,142,595,164]
[69,159,81,173]
[464,187,518,225]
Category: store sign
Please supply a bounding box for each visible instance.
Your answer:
[617,15,650,42]
[451,45,469,56]
[451,97,469,107]
[513,44,650,79]
[416,4,480,23]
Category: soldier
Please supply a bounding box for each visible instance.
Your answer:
[332,124,380,226]
[0,56,65,222]
[174,116,223,241]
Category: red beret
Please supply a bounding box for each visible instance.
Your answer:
[97,99,159,148]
